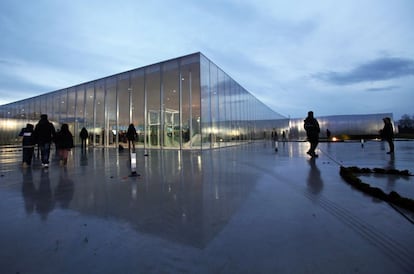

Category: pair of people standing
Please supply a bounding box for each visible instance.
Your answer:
[303,112,395,157]
[21,114,73,167]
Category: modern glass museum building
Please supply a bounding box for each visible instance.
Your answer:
[0,52,287,149]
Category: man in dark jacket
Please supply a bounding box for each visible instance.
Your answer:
[304,111,320,157]
[34,114,56,168]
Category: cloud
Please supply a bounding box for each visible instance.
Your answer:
[314,57,414,85]
[365,85,400,92]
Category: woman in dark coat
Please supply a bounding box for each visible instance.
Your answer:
[54,124,74,165]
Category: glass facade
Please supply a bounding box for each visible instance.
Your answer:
[0,52,286,149]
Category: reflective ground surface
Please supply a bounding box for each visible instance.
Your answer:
[1,140,414,274]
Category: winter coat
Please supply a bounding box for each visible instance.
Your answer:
[19,124,36,148]
[126,125,137,141]
[34,117,56,145]
[55,130,74,150]
[79,128,88,140]
[382,123,394,140]
[304,117,320,140]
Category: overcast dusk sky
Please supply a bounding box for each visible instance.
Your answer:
[1,0,413,119]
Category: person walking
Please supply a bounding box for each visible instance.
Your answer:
[126,123,138,152]
[381,117,394,154]
[54,124,74,165]
[79,127,88,151]
[33,114,56,168]
[304,111,320,157]
[19,123,36,167]
[271,128,279,151]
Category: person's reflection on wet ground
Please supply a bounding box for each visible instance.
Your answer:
[36,169,54,221]
[22,168,36,215]
[307,157,324,195]
[80,150,88,166]
[385,153,397,190]
[54,167,74,209]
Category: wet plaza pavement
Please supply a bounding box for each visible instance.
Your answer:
[0,140,414,274]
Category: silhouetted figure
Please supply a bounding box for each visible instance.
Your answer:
[33,114,56,168]
[55,124,74,166]
[19,123,36,167]
[381,117,394,154]
[271,128,279,151]
[304,111,320,157]
[326,129,331,140]
[126,123,138,152]
[282,130,287,142]
[79,127,88,151]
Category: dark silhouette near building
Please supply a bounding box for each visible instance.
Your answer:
[33,114,56,168]
[19,123,36,167]
[271,128,279,151]
[55,124,74,165]
[126,123,138,152]
[304,111,320,157]
[79,127,88,151]
[326,129,331,140]
[380,117,394,154]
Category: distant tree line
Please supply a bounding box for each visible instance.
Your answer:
[398,114,414,133]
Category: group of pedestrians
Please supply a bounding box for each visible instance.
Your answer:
[19,114,139,167]
[20,114,78,168]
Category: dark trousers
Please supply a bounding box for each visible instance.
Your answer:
[309,140,319,154]
[128,140,135,152]
[39,143,51,164]
[23,147,34,165]
[81,139,87,150]
[386,138,394,153]
[307,134,319,155]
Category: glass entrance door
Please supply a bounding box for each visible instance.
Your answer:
[147,110,160,148]
[164,108,180,148]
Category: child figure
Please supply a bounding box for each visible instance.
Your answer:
[54,124,74,165]
[19,123,36,167]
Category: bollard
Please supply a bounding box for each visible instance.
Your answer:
[361,139,364,148]
[275,141,278,152]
